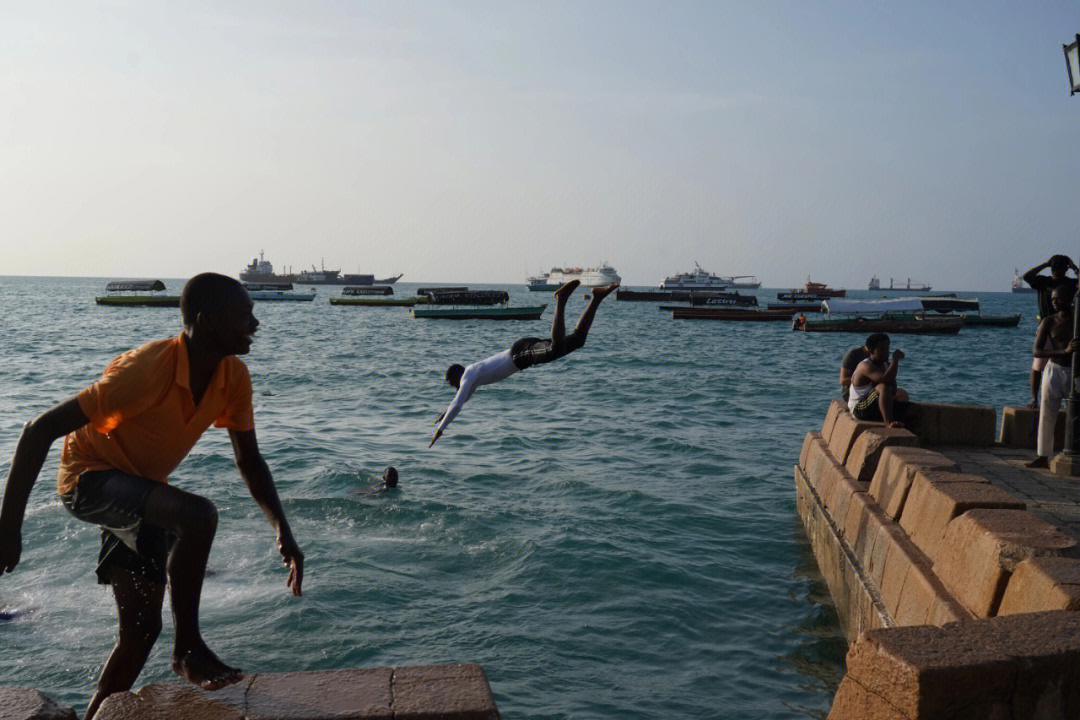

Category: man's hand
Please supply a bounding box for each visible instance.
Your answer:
[276,531,304,597]
[1068,338,1080,354]
[429,428,443,448]
[0,526,21,576]
[434,410,446,426]
[893,349,905,362]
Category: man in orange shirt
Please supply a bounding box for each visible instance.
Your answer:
[0,273,303,719]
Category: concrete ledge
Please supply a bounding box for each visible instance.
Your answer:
[867,447,961,521]
[898,473,1024,564]
[999,556,1080,615]
[844,427,918,485]
[933,509,1080,618]
[828,413,884,466]
[0,687,76,720]
[94,665,499,720]
[827,611,1080,720]
[1000,405,1065,451]
[821,400,847,445]
[908,402,996,446]
[799,431,823,470]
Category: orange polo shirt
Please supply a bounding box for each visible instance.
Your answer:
[57,333,255,495]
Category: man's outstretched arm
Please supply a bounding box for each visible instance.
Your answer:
[228,429,303,596]
[0,397,90,575]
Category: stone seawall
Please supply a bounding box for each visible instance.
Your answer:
[797,401,1080,719]
[0,664,499,720]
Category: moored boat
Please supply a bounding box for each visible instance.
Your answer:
[719,275,762,289]
[95,280,179,307]
[527,263,620,289]
[670,307,793,321]
[659,262,729,290]
[242,282,316,301]
[794,313,964,334]
[413,305,546,320]
[784,279,845,298]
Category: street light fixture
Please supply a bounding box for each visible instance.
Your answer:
[1066,34,1080,95]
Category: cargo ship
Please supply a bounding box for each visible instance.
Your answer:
[239,252,401,286]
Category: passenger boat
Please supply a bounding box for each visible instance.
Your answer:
[659,263,729,290]
[526,263,620,290]
[417,286,468,296]
[688,292,757,307]
[669,307,794,321]
[413,289,544,320]
[95,280,179,307]
[330,286,424,306]
[1011,268,1036,294]
[242,282,316,301]
[869,276,932,292]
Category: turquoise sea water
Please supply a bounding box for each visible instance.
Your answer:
[0,276,1040,718]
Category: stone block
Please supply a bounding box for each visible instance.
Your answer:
[829,412,884,465]
[844,426,919,485]
[799,431,823,470]
[821,399,847,445]
[824,473,864,532]
[830,612,1080,720]
[852,502,889,572]
[893,560,937,626]
[999,405,1065,451]
[998,556,1080,615]
[880,535,920,617]
[868,446,961,520]
[0,688,76,720]
[867,523,905,589]
[246,668,393,719]
[933,509,1080,618]
[907,402,996,446]
[898,473,1023,564]
[803,437,839,493]
[393,664,499,720]
[96,680,248,720]
[926,594,970,626]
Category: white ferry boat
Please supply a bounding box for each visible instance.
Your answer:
[526,263,621,289]
[659,263,730,290]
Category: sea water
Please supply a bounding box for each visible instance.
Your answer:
[0,276,1040,718]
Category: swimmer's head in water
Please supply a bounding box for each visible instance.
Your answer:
[446,364,465,389]
[383,466,398,488]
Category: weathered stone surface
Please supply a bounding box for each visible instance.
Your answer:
[799,431,823,470]
[934,509,1080,617]
[824,474,865,534]
[999,556,1080,615]
[828,612,1080,720]
[879,533,920,617]
[96,679,249,720]
[868,447,961,520]
[804,436,840,494]
[393,665,499,720]
[908,402,996,446]
[899,473,1024,564]
[844,426,919,485]
[0,688,76,720]
[999,405,1066,451]
[821,400,847,445]
[247,669,393,720]
[893,559,967,628]
[829,413,884,466]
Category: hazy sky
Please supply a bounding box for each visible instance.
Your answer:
[2,2,1078,288]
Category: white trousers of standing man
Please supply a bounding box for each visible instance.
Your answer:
[1038,362,1072,458]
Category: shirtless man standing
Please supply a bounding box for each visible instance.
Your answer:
[1027,286,1080,468]
[848,333,908,428]
[430,280,618,447]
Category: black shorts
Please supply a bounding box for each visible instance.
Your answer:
[510,332,586,371]
[851,390,909,423]
[61,470,174,586]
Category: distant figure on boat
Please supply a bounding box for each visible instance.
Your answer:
[1023,255,1078,408]
[1026,287,1078,468]
[430,280,619,447]
[351,467,399,497]
[848,333,910,428]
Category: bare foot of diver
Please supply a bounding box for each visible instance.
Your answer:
[589,283,620,300]
[172,640,243,691]
[552,279,580,300]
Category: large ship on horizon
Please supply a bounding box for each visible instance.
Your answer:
[526,263,621,290]
[1011,268,1036,294]
[239,252,402,286]
[869,276,932,292]
[659,263,728,290]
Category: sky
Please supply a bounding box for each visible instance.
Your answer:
[2,1,1079,289]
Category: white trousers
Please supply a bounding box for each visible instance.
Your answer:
[1038,362,1072,457]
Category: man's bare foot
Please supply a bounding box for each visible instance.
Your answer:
[172,640,243,691]
[1025,456,1049,469]
[553,280,580,301]
[589,283,620,301]
[887,421,905,429]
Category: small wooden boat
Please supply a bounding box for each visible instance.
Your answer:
[768,303,822,313]
[343,285,394,296]
[780,279,845,300]
[417,286,468,296]
[374,273,404,285]
[95,280,180,307]
[794,313,964,334]
[331,296,428,307]
[961,313,1022,327]
[616,288,693,302]
[670,307,795,321]
[413,305,546,320]
[688,292,758,307]
[242,282,316,301]
[422,289,510,305]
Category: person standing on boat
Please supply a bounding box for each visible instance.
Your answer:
[1024,255,1078,408]
[430,280,619,447]
[1026,287,1079,468]
[848,333,909,428]
[0,273,303,719]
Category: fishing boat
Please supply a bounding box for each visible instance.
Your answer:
[768,303,823,313]
[374,274,404,285]
[688,292,757,307]
[795,297,964,334]
[242,282,316,302]
[616,288,692,302]
[526,273,561,291]
[526,263,620,290]
[95,280,179,307]
[784,279,845,298]
[824,296,1020,327]
[330,286,424,306]
[413,289,544,320]
[417,286,469,296]
[659,263,729,290]
[869,276,933,292]
[1011,268,1036,294]
[670,307,794,321]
